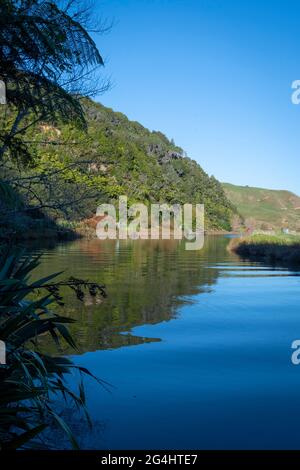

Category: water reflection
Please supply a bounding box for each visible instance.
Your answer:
[32,236,237,352]
[30,236,300,449]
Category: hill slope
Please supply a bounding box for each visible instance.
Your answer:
[1,99,237,237]
[222,183,300,231]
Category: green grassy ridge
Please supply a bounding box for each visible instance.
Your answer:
[1,98,237,234]
[222,182,300,231]
[229,234,300,266]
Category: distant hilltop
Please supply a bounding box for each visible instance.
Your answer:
[222,183,300,232]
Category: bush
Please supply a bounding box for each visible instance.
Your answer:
[0,246,106,449]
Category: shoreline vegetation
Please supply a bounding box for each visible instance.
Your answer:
[0,218,238,243]
[229,233,300,266]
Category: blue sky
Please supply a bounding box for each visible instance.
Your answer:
[94,0,300,194]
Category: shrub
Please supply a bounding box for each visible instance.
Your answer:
[0,246,106,449]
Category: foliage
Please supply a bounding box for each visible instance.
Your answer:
[0,246,106,449]
[0,0,106,161]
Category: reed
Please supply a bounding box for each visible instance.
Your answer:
[229,234,300,266]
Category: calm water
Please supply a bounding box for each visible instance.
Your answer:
[32,236,300,449]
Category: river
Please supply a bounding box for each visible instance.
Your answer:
[31,235,300,449]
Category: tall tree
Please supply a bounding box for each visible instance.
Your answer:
[0,0,108,161]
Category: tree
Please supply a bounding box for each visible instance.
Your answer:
[0,0,109,161]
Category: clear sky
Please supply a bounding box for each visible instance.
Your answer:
[94,0,300,195]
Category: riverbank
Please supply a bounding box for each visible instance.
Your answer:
[229,234,300,266]
[0,219,81,242]
[0,217,236,243]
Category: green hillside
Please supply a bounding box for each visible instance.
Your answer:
[222,183,300,231]
[1,99,236,238]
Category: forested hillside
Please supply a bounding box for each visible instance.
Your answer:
[1,99,237,238]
